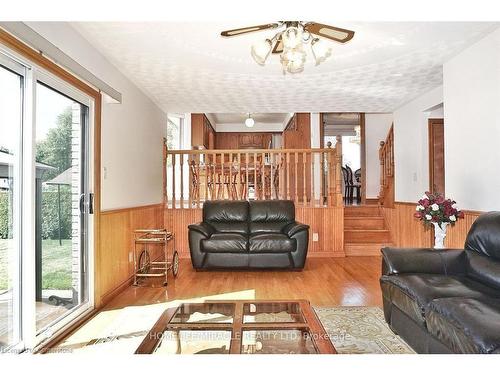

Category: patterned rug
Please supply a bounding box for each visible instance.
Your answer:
[56,302,414,354]
[314,306,414,354]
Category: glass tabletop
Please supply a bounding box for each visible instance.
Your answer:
[243,302,305,324]
[170,303,235,324]
[139,300,334,354]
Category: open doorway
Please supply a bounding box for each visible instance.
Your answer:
[428,118,445,195]
[321,113,365,205]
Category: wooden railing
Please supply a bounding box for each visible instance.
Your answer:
[163,145,343,209]
[379,125,395,207]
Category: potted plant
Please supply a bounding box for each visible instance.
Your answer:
[414,192,464,249]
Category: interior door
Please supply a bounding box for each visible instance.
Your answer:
[428,118,445,194]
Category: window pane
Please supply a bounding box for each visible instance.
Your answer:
[0,63,22,349]
[35,82,88,332]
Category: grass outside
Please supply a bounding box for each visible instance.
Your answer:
[0,239,72,290]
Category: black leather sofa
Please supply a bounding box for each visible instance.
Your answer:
[380,211,500,354]
[188,200,309,270]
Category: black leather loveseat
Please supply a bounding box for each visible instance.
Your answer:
[188,200,309,270]
[380,211,500,354]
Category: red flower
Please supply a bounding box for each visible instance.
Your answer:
[421,198,430,208]
[414,212,422,219]
[435,195,445,204]
[457,211,464,219]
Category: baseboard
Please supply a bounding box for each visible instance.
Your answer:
[99,274,135,307]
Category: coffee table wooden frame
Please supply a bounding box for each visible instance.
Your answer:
[135,299,336,354]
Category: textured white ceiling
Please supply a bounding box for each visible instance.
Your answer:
[73,22,499,113]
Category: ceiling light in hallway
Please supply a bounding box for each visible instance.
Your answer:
[245,114,255,128]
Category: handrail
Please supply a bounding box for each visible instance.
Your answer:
[379,125,394,207]
[164,147,343,209]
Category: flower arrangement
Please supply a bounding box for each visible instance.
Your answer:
[414,191,464,228]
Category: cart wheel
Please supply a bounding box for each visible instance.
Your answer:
[138,249,150,273]
[172,250,180,277]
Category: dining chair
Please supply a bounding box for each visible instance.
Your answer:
[346,166,361,204]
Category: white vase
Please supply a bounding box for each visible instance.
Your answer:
[432,222,448,249]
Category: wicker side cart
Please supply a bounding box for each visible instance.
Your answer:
[133,229,179,286]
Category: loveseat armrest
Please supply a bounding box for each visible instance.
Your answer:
[188,222,215,238]
[282,222,309,237]
[381,247,466,276]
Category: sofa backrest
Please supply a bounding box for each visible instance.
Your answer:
[464,211,500,289]
[249,200,295,234]
[203,200,249,234]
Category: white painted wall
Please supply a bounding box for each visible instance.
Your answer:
[444,27,500,211]
[393,86,443,202]
[364,113,394,199]
[26,22,166,210]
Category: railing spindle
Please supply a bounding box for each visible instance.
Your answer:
[302,151,307,206]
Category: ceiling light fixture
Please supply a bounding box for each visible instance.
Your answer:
[221,21,354,74]
[245,113,255,128]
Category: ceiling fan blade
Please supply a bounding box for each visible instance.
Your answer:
[304,23,355,43]
[272,36,283,54]
[221,23,279,37]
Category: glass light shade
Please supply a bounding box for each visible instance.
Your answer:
[245,117,255,127]
[280,46,306,74]
[251,39,272,65]
[311,38,332,65]
[282,27,303,49]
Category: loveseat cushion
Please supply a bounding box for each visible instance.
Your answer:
[201,233,247,253]
[249,200,295,233]
[249,233,296,253]
[380,274,499,325]
[426,297,500,353]
[203,201,249,234]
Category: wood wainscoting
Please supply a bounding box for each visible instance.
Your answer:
[97,204,164,307]
[382,202,481,248]
[164,206,344,259]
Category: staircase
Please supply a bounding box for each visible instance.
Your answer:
[344,205,393,256]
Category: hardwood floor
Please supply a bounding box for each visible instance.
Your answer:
[52,257,382,352]
[104,257,383,310]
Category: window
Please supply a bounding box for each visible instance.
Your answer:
[166,114,183,150]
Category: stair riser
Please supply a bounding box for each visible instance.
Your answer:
[345,231,391,243]
[344,218,385,230]
[344,208,381,217]
[345,243,393,256]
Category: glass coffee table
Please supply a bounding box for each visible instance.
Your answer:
[135,300,336,354]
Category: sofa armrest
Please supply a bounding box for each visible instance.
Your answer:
[381,247,466,276]
[282,222,309,237]
[188,222,214,238]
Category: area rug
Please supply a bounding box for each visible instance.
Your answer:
[314,306,414,354]
[56,302,414,354]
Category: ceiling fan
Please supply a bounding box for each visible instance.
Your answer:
[220,21,355,74]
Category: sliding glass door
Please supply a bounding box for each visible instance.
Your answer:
[0,47,94,350]
[0,54,24,350]
[34,80,92,335]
